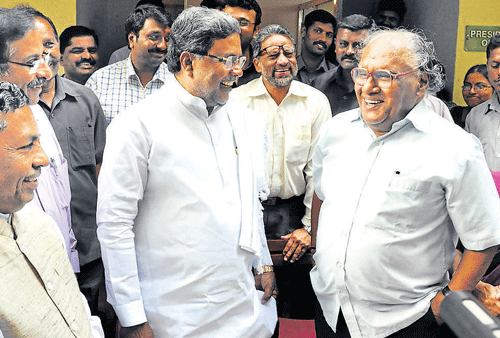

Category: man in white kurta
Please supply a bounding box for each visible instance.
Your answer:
[97,7,276,338]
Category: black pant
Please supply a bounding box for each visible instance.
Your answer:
[315,302,457,338]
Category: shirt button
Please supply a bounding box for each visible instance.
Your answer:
[46,281,53,291]
[337,261,341,267]
[71,322,79,331]
[343,96,347,100]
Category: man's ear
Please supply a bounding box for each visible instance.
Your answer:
[301,26,306,39]
[253,57,262,74]
[128,33,136,48]
[179,51,194,74]
[417,72,429,98]
[253,25,261,38]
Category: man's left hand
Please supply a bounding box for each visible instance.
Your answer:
[281,228,311,263]
[255,271,278,304]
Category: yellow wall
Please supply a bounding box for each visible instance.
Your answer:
[1,0,76,36]
[454,1,500,105]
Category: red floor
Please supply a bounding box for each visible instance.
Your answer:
[279,318,316,338]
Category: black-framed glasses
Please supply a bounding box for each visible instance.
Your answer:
[462,83,492,91]
[259,43,295,59]
[197,53,246,69]
[7,53,50,71]
[351,67,419,88]
[238,19,255,27]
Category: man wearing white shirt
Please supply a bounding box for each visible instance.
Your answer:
[97,7,277,338]
[231,24,330,332]
[311,29,500,338]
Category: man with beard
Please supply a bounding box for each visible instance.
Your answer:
[295,9,336,86]
[60,26,100,85]
[466,34,500,171]
[97,7,277,337]
[33,9,108,316]
[231,24,330,335]
[86,4,172,122]
[314,14,375,117]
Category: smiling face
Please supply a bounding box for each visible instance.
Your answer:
[129,18,170,70]
[335,28,369,70]
[60,35,99,84]
[254,34,297,88]
[0,105,49,213]
[302,21,334,57]
[487,47,500,95]
[356,36,426,137]
[191,32,243,108]
[1,28,52,104]
[462,72,493,107]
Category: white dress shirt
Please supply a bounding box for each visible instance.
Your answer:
[231,78,331,231]
[97,77,275,337]
[311,101,500,338]
[465,92,500,170]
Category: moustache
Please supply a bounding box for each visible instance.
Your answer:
[149,47,167,55]
[27,78,46,88]
[341,54,356,61]
[77,58,96,67]
[313,41,327,49]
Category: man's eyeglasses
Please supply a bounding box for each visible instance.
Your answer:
[7,53,50,72]
[351,67,419,88]
[461,83,492,91]
[259,44,295,59]
[197,53,246,69]
[238,19,255,27]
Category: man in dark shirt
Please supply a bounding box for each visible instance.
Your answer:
[314,14,375,116]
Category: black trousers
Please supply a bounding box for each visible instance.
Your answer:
[314,301,457,338]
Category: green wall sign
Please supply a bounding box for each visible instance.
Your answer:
[465,26,500,52]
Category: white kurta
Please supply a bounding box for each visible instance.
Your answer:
[97,77,276,337]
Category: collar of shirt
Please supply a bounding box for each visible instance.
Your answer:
[296,54,331,73]
[170,76,225,119]
[54,75,82,101]
[246,77,309,102]
[125,56,169,85]
[485,91,500,115]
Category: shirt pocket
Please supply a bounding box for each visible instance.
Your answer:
[368,176,439,232]
[285,123,311,164]
[67,126,95,170]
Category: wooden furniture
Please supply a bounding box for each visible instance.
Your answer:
[267,239,314,266]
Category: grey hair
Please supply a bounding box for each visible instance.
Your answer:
[166,7,240,74]
[0,81,29,132]
[0,8,35,76]
[363,29,445,93]
[252,24,295,60]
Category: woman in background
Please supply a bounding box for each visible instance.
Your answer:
[451,64,493,128]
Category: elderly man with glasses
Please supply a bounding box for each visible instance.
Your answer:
[231,24,330,335]
[310,29,500,338]
[97,7,277,338]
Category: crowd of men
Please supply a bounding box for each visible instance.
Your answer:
[1,0,500,337]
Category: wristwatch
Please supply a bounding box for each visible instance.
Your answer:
[261,265,274,273]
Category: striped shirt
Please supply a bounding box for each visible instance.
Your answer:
[86,57,171,123]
